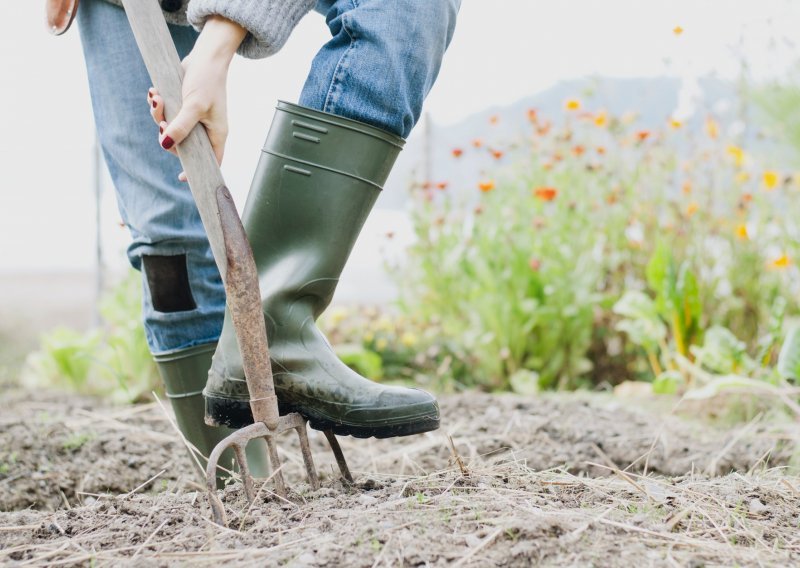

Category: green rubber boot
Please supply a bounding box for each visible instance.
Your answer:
[153,343,268,486]
[203,102,440,438]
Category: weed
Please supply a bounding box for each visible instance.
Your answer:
[62,432,93,452]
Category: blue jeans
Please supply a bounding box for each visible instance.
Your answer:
[78,0,459,355]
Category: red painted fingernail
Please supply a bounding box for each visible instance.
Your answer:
[147,88,154,98]
[152,100,157,108]
[159,125,164,135]
[161,136,174,150]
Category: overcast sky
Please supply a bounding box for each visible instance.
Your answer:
[1,0,798,272]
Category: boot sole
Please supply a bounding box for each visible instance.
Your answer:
[204,394,440,439]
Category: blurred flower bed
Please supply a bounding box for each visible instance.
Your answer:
[23,80,800,415]
[323,86,800,407]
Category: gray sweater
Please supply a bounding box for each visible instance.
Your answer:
[104,0,316,59]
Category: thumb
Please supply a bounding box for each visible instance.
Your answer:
[160,103,202,151]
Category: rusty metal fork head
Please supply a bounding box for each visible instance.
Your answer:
[205,413,317,526]
[204,187,353,526]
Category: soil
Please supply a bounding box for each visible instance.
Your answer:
[1,389,798,566]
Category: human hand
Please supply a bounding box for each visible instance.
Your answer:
[147,16,247,181]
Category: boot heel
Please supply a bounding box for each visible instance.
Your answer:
[204,392,255,429]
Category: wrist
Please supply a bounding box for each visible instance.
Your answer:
[194,15,247,64]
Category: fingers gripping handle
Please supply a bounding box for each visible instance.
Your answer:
[121,0,278,428]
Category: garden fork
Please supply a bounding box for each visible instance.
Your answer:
[120,0,354,526]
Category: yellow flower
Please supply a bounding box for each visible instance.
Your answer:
[669,118,683,129]
[735,224,749,240]
[673,25,684,35]
[375,338,388,351]
[735,171,750,184]
[771,254,791,269]
[376,315,393,331]
[328,306,349,326]
[400,332,417,347]
[685,202,699,217]
[565,98,581,111]
[762,170,780,190]
[363,331,375,343]
[726,145,746,168]
[593,111,608,127]
[705,117,719,139]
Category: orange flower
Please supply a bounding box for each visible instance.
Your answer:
[735,224,749,240]
[596,146,606,155]
[451,148,463,158]
[527,108,538,122]
[771,254,791,269]
[762,170,780,190]
[552,152,564,163]
[594,111,608,127]
[682,181,692,195]
[673,25,684,35]
[685,202,699,217]
[478,180,495,193]
[489,115,499,125]
[572,145,586,157]
[636,130,650,142]
[491,149,504,160]
[565,98,581,111]
[436,181,448,191]
[536,122,551,136]
[742,192,753,203]
[472,138,483,148]
[533,186,558,201]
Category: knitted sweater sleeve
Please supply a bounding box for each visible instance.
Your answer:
[187,0,316,59]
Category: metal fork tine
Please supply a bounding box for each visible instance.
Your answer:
[206,438,235,526]
[264,436,287,498]
[324,430,354,484]
[296,426,320,490]
[233,443,256,503]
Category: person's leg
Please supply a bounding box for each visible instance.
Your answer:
[76,0,266,481]
[78,0,218,353]
[302,0,460,138]
[204,0,460,436]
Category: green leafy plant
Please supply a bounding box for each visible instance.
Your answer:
[691,326,754,376]
[645,242,702,361]
[24,271,159,403]
[777,324,800,382]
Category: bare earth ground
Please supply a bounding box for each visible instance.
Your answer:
[1,389,799,567]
